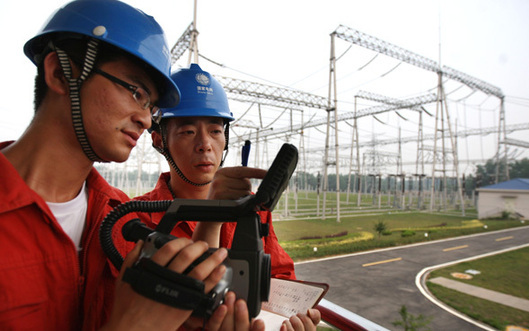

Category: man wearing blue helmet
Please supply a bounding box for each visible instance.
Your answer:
[136,64,321,330]
[0,1,245,330]
[139,63,297,278]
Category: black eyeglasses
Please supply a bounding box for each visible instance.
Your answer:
[92,67,159,115]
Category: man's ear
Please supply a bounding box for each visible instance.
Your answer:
[43,52,69,95]
[151,130,164,150]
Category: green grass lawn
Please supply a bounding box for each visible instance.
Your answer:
[427,247,529,330]
[274,211,482,242]
[272,210,525,261]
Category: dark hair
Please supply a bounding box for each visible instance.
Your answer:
[33,36,163,112]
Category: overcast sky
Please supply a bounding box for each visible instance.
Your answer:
[1,0,528,175]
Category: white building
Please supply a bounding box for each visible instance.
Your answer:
[477,178,529,220]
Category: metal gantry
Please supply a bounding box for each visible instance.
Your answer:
[333,25,504,98]
[226,93,439,145]
[215,76,328,110]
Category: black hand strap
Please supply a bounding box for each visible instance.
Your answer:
[123,258,209,311]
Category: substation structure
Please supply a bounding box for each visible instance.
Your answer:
[101,18,529,220]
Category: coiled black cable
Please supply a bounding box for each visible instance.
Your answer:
[99,200,172,270]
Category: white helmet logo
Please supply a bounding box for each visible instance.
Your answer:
[195,73,210,86]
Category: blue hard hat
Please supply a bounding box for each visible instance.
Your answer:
[24,0,180,108]
[158,63,234,121]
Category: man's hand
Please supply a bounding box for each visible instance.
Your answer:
[102,239,227,331]
[194,166,267,246]
[184,291,265,331]
[207,166,267,200]
[281,309,322,331]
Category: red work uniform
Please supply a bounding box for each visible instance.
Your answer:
[0,141,131,331]
[134,172,296,280]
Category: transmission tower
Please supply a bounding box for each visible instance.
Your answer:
[428,73,462,212]
[495,98,508,183]
[345,104,361,206]
[187,0,199,65]
[323,32,341,222]
[414,110,426,209]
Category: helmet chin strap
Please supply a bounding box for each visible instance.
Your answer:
[54,39,107,162]
[155,122,211,187]
[219,121,230,167]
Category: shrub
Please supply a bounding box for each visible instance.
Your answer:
[401,230,416,237]
[392,305,432,330]
[374,221,388,239]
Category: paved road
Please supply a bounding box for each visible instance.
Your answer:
[294,225,529,330]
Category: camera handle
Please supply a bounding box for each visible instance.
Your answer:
[152,198,272,318]
[119,218,233,317]
[123,256,208,310]
[99,198,271,318]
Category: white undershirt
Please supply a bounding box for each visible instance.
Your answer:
[46,181,88,251]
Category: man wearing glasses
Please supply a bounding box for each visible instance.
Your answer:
[0,0,262,330]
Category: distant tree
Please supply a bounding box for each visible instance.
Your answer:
[473,157,529,188]
[509,158,529,179]
[475,159,500,186]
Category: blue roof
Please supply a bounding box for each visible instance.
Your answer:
[481,178,529,190]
